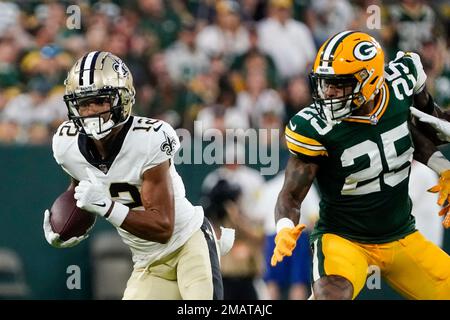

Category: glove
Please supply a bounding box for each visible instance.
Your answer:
[394,50,406,61]
[410,107,450,142]
[43,209,87,248]
[218,226,235,256]
[74,168,112,216]
[428,170,450,229]
[271,224,306,267]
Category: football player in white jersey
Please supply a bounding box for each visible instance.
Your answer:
[42,51,229,300]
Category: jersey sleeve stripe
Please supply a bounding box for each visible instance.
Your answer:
[285,136,326,151]
[285,127,323,146]
[286,141,328,157]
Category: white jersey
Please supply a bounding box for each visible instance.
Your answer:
[52,116,204,268]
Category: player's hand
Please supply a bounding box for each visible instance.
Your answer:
[74,168,112,216]
[410,107,450,142]
[428,170,450,229]
[43,209,88,248]
[271,224,306,267]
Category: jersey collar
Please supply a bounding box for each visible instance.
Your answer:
[78,116,134,174]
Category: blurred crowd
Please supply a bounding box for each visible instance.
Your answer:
[0,0,449,300]
[0,0,448,145]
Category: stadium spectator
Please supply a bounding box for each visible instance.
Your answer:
[196,0,250,62]
[257,0,316,80]
[165,21,210,85]
[202,143,266,299]
[383,0,443,60]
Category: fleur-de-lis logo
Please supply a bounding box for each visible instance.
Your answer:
[160,132,177,156]
[112,58,129,77]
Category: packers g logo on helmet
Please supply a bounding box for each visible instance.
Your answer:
[354,41,378,61]
[63,51,136,140]
[310,31,385,123]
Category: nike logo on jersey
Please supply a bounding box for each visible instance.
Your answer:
[290,120,297,131]
[93,202,106,207]
[153,123,163,132]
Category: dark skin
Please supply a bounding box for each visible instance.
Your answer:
[276,85,439,300]
[66,102,175,244]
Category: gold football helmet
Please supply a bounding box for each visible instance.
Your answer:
[63,51,136,139]
[310,31,385,122]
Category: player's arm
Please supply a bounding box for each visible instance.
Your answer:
[120,160,174,243]
[409,122,439,165]
[271,155,319,266]
[275,156,319,223]
[74,161,174,243]
[410,87,450,145]
[399,50,450,142]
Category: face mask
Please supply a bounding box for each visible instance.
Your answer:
[83,117,115,140]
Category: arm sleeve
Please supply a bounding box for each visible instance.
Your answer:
[142,121,181,172]
[52,123,75,177]
[284,114,328,164]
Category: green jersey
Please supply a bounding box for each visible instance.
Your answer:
[286,55,424,243]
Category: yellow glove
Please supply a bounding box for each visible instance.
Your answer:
[428,170,450,229]
[271,224,306,267]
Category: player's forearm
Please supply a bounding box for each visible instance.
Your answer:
[412,90,445,145]
[275,156,318,226]
[413,89,433,115]
[121,207,174,243]
[120,160,175,243]
[410,122,450,175]
[275,191,302,224]
[413,89,448,120]
[410,122,438,165]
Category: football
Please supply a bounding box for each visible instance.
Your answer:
[50,189,96,241]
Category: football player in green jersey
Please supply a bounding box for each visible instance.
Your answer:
[271,31,450,299]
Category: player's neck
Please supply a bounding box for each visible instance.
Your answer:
[91,125,123,160]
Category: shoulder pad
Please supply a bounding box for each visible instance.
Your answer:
[285,106,329,158]
[139,118,180,171]
[52,121,78,164]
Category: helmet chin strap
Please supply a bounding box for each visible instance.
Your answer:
[83,117,114,140]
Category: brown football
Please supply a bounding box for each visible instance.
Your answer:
[50,189,96,241]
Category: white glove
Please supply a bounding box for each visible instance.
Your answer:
[74,168,112,216]
[393,51,427,93]
[218,227,235,256]
[410,107,450,142]
[43,209,87,248]
[394,50,406,61]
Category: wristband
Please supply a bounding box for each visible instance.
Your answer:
[106,202,129,227]
[276,218,295,234]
